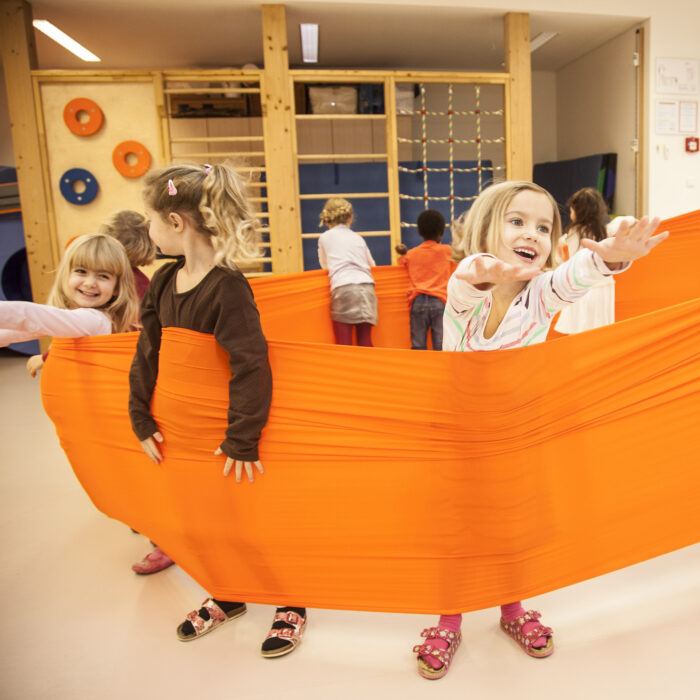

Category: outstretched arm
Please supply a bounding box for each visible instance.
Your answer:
[455,253,540,290]
[0,302,111,346]
[580,216,669,268]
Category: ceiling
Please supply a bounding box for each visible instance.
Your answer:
[27,1,645,74]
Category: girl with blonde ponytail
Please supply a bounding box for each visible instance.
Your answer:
[130,162,307,656]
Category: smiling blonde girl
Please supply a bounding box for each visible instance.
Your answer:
[412,180,669,680]
[0,233,138,347]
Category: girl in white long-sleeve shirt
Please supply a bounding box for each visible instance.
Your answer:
[413,180,669,680]
[0,232,139,347]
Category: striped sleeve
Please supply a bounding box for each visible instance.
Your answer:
[536,250,630,316]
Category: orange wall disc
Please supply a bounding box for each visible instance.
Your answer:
[112,141,151,178]
[63,98,103,136]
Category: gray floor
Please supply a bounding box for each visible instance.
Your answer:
[1,351,698,700]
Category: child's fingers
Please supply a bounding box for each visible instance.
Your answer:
[141,437,162,463]
[646,230,670,250]
[254,460,264,475]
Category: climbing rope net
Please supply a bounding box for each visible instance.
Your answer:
[397,83,506,229]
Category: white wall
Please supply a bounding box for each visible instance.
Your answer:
[532,71,558,165]
[555,27,639,215]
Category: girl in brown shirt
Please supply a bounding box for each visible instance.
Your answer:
[129,163,306,658]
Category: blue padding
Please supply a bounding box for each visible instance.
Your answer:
[299,160,491,270]
[533,153,618,221]
[59,168,99,205]
[0,199,39,354]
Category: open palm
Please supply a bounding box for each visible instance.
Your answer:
[456,254,540,288]
[580,216,669,264]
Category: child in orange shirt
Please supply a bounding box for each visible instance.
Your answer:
[395,209,454,350]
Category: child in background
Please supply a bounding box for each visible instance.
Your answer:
[99,209,156,301]
[0,233,138,346]
[26,210,156,378]
[101,210,170,574]
[412,180,668,680]
[129,163,306,658]
[555,187,636,334]
[395,209,453,350]
[318,197,377,347]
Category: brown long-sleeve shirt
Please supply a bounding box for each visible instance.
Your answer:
[128,260,272,461]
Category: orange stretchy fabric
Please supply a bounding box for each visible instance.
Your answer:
[40,212,700,613]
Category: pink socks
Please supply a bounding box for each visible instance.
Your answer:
[421,614,462,670]
[500,602,547,648]
[419,603,547,670]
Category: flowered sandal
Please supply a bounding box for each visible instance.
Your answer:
[413,627,462,680]
[176,598,247,641]
[500,610,554,658]
[261,609,306,658]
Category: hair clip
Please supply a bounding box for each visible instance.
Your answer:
[204,164,213,174]
[167,179,177,196]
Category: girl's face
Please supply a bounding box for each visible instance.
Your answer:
[497,189,554,270]
[569,207,576,224]
[66,267,117,308]
[145,206,181,256]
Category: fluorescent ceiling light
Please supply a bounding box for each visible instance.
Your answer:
[530,32,557,53]
[300,23,318,63]
[33,20,101,62]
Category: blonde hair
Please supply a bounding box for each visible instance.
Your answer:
[451,181,562,268]
[142,163,261,270]
[319,197,353,227]
[47,233,139,333]
[98,209,155,267]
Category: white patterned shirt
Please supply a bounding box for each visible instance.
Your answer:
[443,250,628,352]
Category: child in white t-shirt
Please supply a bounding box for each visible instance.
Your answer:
[318,197,377,346]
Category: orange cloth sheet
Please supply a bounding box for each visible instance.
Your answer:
[40,212,700,613]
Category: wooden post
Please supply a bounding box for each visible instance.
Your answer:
[261,4,302,274]
[504,13,532,181]
[384,77,402,263]
[0,0,57,306]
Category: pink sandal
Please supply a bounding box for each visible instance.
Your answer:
[500,610,553,658]
[176,598,247,641]
[413,627,462,680]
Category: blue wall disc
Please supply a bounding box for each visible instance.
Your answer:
[59,168,99,205]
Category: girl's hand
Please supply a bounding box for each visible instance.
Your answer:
[140,431,164,463]
[26,354,44,377]
[580,216,669,267]
[456,254,540,289]
[215,447,264,482]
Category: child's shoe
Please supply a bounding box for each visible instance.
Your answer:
[413,626,462,680]
[500,609,554,657]
[261,607,307,658]
[176,598,247,641]
[131,547,174,575]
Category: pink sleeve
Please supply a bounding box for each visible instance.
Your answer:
[0,301,112,346]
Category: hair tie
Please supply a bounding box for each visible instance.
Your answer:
[167,179,177,196]
[204,164,213,174]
